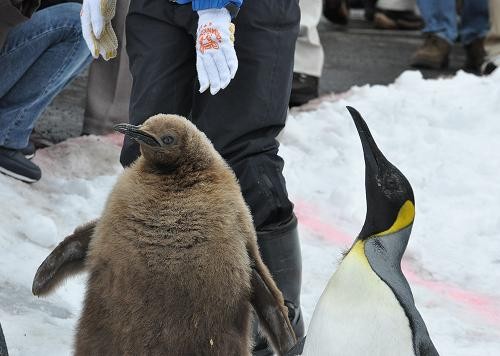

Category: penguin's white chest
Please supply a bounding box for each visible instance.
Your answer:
[303,247,415,356]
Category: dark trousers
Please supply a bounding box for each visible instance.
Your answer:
[122,0,300,230]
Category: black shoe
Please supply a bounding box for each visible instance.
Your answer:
[482,61,498,75]
[21,142,36,159]
[464,37,486,75]
[290,73,319,107]
[252,215,304,355]
[323,0,349,25]
[0,147,41,183]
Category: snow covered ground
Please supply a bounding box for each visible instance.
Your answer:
[1,70,500,355]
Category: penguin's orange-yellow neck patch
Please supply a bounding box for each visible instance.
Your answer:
[349,240,370,267]
[376,200,415,237]
[348,200,414,264]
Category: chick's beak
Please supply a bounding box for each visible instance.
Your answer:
[113,123,161,147]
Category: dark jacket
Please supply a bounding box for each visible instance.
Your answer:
[0,0,40,49]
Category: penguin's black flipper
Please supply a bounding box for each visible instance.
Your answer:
[32,220,97,296]
[251,267,297,355]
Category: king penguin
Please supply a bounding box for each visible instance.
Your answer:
[33,114,295,355]
[301,107,439,356]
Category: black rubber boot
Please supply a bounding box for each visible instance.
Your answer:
[289,73,319,107]
[252,215,304,355]
[464,37,486,75]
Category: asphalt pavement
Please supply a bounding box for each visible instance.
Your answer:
[318,12,465,94]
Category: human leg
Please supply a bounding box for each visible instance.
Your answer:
[417,0,457,42]
[294,0,323,78]
[410,0,455,69]
[460,0,489,73]
[125,0,298,233]
[291,0,324,107]
[487,0,500,47]
[483,0,500,73]
[120,1,197,166]
[460,0,489,45]
[0,3,91,182]
[123,1,303,353]
[192,0,299,230]
[83,0,133,135]
[190,0,303,353]
[0,3,91,150]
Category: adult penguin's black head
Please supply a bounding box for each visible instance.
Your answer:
[346,106,415,240]
[114,114,216,173]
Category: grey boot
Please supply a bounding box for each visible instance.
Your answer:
[410,33,451,69]
[252,215,304,355]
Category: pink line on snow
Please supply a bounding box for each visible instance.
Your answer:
[295,201,352,246]
[294,200,500,326]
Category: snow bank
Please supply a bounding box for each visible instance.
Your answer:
[1,135,122,355]
[284,70,500,355]
[1,70,499,355]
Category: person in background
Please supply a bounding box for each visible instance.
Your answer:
[82,0,132,135]
[373,0,423,30]
[82,1,304,356]
[291,0,325,107]
[324,0,422,30]
[35,0,132,136]
[0,0,91,183]
[411,0,489,74]
[483,0,500,74]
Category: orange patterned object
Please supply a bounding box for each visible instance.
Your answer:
[198,23,223,54]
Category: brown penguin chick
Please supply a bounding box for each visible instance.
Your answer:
[60,114,295,356]
[33,221,296,355]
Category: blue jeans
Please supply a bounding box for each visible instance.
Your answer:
[0,3,91,150]
[417,0,489,44]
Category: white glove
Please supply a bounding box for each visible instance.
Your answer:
[196,8,238,95]
[81,0,118,60]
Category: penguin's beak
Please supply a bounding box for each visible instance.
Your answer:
[346,106,387,174]
[113,123,161,147]
[347,106,414,239]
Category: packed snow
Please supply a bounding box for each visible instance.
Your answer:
[1,70,499,355]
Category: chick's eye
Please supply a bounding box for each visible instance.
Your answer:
[161,135,175,145]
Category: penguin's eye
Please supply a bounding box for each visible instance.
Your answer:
[161,135,175,145]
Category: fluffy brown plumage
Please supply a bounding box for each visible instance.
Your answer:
[68,114,293,355]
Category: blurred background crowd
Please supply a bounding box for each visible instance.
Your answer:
[1,0,498,184]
